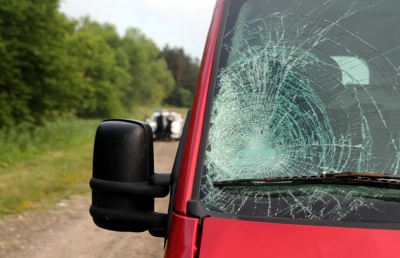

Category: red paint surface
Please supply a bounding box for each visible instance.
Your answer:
[174,0,225,215]
[164,213,199,258]
[199,218,400,258]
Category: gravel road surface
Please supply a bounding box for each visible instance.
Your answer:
[0,141,179,258]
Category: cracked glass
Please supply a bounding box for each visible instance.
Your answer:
[200,0,400,222]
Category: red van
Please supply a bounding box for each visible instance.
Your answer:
[90,0,400,257]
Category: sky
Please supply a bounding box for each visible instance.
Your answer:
[59,0,216,59]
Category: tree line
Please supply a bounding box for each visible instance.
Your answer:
[0,0,200,129]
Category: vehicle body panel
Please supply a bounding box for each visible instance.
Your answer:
[90,0,400,257]
[171,0,400,257]
[164,213,199,258]
[199,218,400,258]
[174,0,225,215]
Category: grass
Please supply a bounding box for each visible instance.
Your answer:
[0,118,99,217]
[0,118,100,167]
[0,105,188,218]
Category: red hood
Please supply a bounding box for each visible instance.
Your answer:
[199,217,400,258]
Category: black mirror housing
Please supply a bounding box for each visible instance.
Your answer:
[90,119,169,235]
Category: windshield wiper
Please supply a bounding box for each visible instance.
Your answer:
[213,172,400,189]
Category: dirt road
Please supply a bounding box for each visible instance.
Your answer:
[0,141,179,258]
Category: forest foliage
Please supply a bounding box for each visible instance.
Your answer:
[0,0,200,129]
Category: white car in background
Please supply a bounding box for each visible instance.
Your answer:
[147,109,184,140]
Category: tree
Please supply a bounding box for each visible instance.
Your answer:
[164,87,193,107]
[121,28,174,107]
[0,0,79,128]
[160,45,200,107]
[0,2,188,128]
[67,17,132,118]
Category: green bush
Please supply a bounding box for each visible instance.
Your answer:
[0,118,99,167]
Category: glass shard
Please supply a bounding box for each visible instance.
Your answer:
[201,0,400,222]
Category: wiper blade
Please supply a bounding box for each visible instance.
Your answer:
[213,172,400,189]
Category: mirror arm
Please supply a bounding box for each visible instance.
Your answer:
[90,178,169,197]
[150,173,171,186]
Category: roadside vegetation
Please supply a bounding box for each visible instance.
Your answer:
[0,106,188,218]
[0,0,196,218]
[0,118,99,217]
[0,0,199,129]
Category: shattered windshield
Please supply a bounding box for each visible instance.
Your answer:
[200,0,400,222]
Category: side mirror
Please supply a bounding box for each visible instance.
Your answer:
[89,119,170,237]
